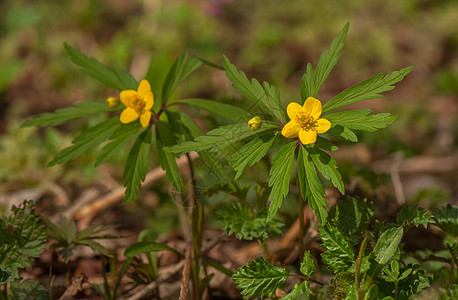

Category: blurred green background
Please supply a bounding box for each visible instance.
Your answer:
[0,0,456,213]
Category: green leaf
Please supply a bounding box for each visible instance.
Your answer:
[156,121,182,191]
[95,122,143,166]
[324,110,398,132]
[373,227,403,266]
[0,201,47,284]
[10,279,51,300]
[123,129,152,202]
[267,142,296,221]
[124,241,183,257]
[396,205,433,228]
[336,197,374,245]
[433,204,458,237]
[161,51,203,104]
[232,257,289,298]
[327,125,358,142]
[397,264,431,296]
[203,259,233,276]
[48,117,121,166]
[218,202,283,241]
[282,281,312,299]
[64,43,138,91]
[298,146,328,224]
[166,123,277,154]
[223,55,285,122]
[300,250,316,277]
[308,145,344,194]
[300,63,314,100]
[229,131,276,180]
[322,66,413,113]
[312,22,349,98]
[175,98,251,121]
[22,102,114,127]
[319,223,355,273]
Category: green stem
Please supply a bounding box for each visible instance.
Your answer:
[187,153,202,300]
[355,237,368,300]
[259,240,270,260]
[297,178,305,262]
[289,273,324,286]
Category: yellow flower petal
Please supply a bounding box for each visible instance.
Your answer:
[143,93,154,110]
[120,90,136,107]
[281,120,301,138]
[303,97,322,120]
[137,80,152,98]
[315,118,331,133]
[299,129,317,145]
[140,110,152,127]
[120,107,139,124]
[286,102,303,120]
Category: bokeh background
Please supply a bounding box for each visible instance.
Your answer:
[0,0,457,297]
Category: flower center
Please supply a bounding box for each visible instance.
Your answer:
[295,111,316,131]
[129,94,145,113]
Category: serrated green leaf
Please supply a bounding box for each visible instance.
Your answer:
[123,129,151,202]
[315,136,339,151]
[300,251,316,277]
[48,117,121,166]
[161,51,202,105]
[218,202,283,241]
[229,131,276,180]
[64,43,138,91]
[156,121,182,191]
[223,55,285,122]
[312,22,349,97]
[232,257,289,298]
[95,122,144,166]
[319,223,355,273]
[298,146,328,224]
[324,110,398,132]
[282,281,312,300]
[167,123,277,154]
[322,66,413,113]
[308,145,344,194]
[396,205,433,228]
[175,98,251,121]
[22,102,114,127]
[300,63,314,100]
[0,201,46,284]
[397,264,431,296]
[337,197,374,245]
[267,142,296,221]
[10,279,51,300]
[433,204,458,236]
[327,125,358,142]
[124,241,183,257]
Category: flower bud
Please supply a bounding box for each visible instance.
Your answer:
[248,116,262,131]
[106,97,119,108]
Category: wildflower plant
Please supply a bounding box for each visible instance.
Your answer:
[19,22,458,299]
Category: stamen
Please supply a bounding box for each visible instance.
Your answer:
[129,95,145,113]
[295,111,317,130]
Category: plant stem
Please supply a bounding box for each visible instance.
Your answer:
[355,237,368,300]
[186,153,202,300]
[297,178,305,262]
[259,240,270,260]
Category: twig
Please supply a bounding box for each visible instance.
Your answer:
[127,233,226,300]
[73,152,198,220]
[391,152,406,205]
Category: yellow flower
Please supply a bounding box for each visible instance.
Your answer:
[248,116,262,130]
[281,97,331,145]
[120,80,154,127]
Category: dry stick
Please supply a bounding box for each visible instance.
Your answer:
[73,152,199,220]
[127,233,227,300]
